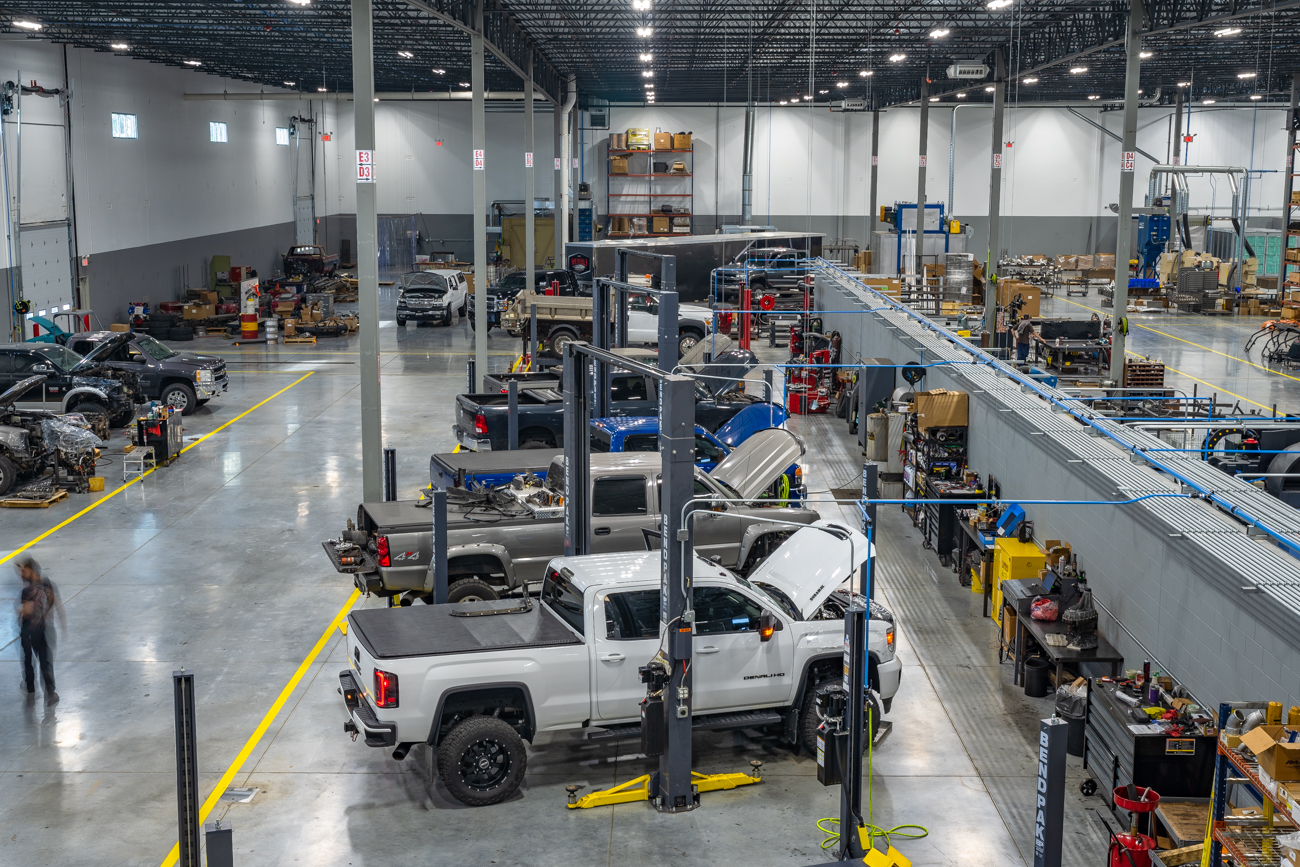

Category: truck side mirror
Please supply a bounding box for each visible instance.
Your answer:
[759,611,782,641]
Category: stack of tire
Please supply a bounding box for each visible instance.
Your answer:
[144,313,195,342]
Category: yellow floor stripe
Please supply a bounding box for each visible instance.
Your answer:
[158,589,360,867]
[1058,296,1300,385]
[1,373,313,568]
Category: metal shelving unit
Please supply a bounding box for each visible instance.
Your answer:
[606,144,694,237]
[1208,701,1299,866]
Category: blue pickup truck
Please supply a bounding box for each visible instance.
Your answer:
[432,402,803,500]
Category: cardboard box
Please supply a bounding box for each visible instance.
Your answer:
[1095,253,1115,270]
[610,156,629,175]
[1240,726,1300,781]
[997,280,1040,317]
[110,323,131,333]
[183,303,213,320]
[609,132,627,150]
[1075,254,1094,270]
[630,217,648,234]
[866,278,901,296]
[612,216,630,234]
[651,215,670,234]
[672,132,691,149]
[914,388,968,431]
[626,128,650,149]
[1055,255,1078,270]
[653,131,673,150]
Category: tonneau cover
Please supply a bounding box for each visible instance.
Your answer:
[360,500,437,530]
[349,600,582,659]
[429,448,561,476]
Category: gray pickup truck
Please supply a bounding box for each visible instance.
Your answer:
[324,430,816,604]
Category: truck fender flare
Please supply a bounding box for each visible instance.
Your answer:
[61,385,110,410]
[427,682,537,747]
[425,543,517,592]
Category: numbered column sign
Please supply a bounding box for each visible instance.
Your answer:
[525,151,533,168]
[1121,151,1135,173]
[992,153,1003,170]
[473,149,485,171]
[356,149,374,183]
[872,155,878,167]
[919,155,927,168]
[554,157,562,170]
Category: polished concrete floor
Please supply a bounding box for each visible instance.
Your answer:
[4,284,1300,866]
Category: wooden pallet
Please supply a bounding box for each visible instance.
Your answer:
[1,490,69,508]
[283,335,317,344]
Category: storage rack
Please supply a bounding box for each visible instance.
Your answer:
[606,142,694,237]
[1286,217,1300,293]
[1207,701,1299,867]
[903,416,970,563]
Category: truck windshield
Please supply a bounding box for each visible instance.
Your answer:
[541,567,585,635]
[545,460,565,491]
[31,344,81,371]
[135,335,178,360]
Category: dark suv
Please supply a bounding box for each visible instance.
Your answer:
[0,341,139,430]
[67,331,227,414]
[469,268,582,331]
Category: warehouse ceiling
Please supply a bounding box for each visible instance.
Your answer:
[2,0,1298,106]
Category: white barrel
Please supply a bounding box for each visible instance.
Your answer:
[885,412,905,474]
[866,412,890,462]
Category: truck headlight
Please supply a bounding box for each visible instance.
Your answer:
[196,369,214,383]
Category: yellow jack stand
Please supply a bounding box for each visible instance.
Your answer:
[566,770,761,809]
[862,842,911,867]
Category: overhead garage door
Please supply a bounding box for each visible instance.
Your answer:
[19,222,74,316]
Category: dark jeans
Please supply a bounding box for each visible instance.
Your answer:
[21,625,55,694]
[1017,342,1030,362]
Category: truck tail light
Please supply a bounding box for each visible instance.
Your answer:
[376,535,391,567]
[474,413,489,435]
[374,669,399,707]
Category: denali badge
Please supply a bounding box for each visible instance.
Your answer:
[744,673,786,680]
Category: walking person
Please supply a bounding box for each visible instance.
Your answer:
[16,556,64,706]
[1014,315,1037,363]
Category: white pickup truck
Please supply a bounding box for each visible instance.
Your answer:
[339,521,901,807]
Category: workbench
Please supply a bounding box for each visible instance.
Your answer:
[1001,578,1124,687]
[955,517,995,618]
[920,478,983,567]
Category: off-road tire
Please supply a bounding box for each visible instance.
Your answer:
[160,382,198,414]
[678,330,704,358]
[799,680,882,755]
[437,715,528,806]
[518,436,555,450]
[397,315,407,326]
[0,454,17,497]
[447,577,499,604]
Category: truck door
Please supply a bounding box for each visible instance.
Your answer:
[626,293,658,343]
[608,373,655,419]
[592,586,661,721]
[690,584,793,712]
[590,475,652,553]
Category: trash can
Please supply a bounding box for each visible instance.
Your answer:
[1024,657,1051,698]
[1054,686,1089,757]
[1060,712,1086,756]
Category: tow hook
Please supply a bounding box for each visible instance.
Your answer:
[344,720,359,741]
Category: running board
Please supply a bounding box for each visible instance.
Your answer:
[586,710,784,741]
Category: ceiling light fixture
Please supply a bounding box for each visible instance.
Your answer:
[284,80,296,86]
[432,68,445,74]
[819,90,829,94]
[639,53,653,62]
[1139,50,1153,58]
[836,81,848,88]
[889,53,906,62]
[111,42,129,50]
[803,94,813,100]
[987,0,1012,8]
[1022,77,1038,83]
[779,100,788,105]
[1087,94,1100,100]
[398,50,414,58]
[636,26,653,37]
[1214,27,1241,36]
[12,18,42,30]
[632,0,650,9]
[1238,71,1257,79]
[930,28,950,38]
[1203,98,1216,104]
[1177,81,1191,87]
[1069,66,1087,74]
[859,70,873,77]
[1250,94,1263,100]
[287,0,311,5]
[929,96,939,102]
[956,92,967,98]
[459,82,471,87]
[317,86,327,91]
[184,60,202,66]
[642,70,653,77]
[985,86,995,92]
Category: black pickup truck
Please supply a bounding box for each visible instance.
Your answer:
[453,349,763,450]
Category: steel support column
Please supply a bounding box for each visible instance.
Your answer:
[525,54,536,305]
[656,374,696,813]
[1283,74,1299,247]
[915,79,930,279]
[868,106,880,260]
[1109,0,1144,381]
[352,0,383,502]
[472,8,487,391]
[554,108,564,266]
[986,49,1007,337]
[562,345,591,557]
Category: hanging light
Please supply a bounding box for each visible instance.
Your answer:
[1139,50,1153,59]
[283,80,296,86]
[889,53,906,62]
[632,0,650,9]
[184,60,202,66]
[1202,98,1216,104]
[636,26,653,37]
[1214,27,1241,37]
[111,42,130,50]
[987,0,1012,8]
[1250,94,1263,100]
[431,68,446,74]
[639,53,653,62]
[956,92,967,98]
[1069,66,1087,74]
[12,18,43,30]
[1237,72,1257,79]
[398,50,414,58]
[1022,77,1039,83]
[1087,94,1100,100]
[929,28,950,38]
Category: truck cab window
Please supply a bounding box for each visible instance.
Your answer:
[693,586,764,635]
[694,435,724,462]
[541,567,585,635]
[610,375,648,402]
[603,589,660,640]
[623,434,658,453]
[593,477,647,516]
[590,429,612,453]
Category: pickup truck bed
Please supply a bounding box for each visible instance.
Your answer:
[349,600,580,660]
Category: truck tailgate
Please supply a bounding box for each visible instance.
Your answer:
[349,600,581,659]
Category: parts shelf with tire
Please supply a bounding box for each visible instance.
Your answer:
[337,529,899,807]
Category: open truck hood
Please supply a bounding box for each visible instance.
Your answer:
[0,375,47,406]
[747,520,872,619]
[694,348,757,398]
[712,402,789,449]
[707,427,803,500]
